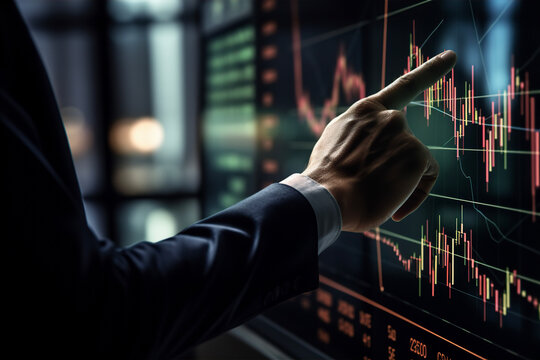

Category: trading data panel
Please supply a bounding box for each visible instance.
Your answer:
[253,0,539,359]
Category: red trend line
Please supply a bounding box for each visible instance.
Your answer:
[290,0,366,137]
[375,228,385,292]
[381,0,389,89]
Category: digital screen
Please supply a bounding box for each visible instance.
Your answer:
[203,24,258,214]
[204,0,539,358]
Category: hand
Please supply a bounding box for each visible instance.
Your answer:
[302,50,457,232]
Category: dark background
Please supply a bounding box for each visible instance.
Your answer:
[16,0,540,358]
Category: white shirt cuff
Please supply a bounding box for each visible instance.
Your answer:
[280,173,342,254]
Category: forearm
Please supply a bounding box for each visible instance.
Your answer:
[95,183,319,358]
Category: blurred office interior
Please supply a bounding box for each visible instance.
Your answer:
[15,0,269,358]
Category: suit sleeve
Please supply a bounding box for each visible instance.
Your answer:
[98,184,319,358]
[1,2,319,358]
[1,90,319,358]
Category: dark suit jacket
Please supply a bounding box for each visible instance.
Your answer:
[0,1,319,358]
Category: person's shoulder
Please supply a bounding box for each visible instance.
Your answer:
[0,89,42,148]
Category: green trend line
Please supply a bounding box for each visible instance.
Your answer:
[429,193,538,217]
[300,0,432,48]
[427,146,539,155]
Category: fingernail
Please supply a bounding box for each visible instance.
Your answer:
[440,50,453,59]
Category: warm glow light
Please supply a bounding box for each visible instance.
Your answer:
[129,117,164,153]
[110,116,164,155]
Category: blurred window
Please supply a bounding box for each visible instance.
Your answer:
[17,0,201,244]
[110,22,199,195]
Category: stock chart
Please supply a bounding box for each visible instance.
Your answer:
[252,0,539,359]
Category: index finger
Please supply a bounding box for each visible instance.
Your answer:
[370,50,457,110]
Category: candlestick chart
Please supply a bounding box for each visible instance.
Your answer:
[256,0,540,359]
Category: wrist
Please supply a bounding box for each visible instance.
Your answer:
[301,169,346,220]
